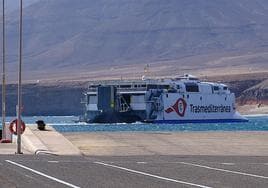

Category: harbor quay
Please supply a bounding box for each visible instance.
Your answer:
[2,124,267,157]
[0,125,268,187]
[64,131,268,156]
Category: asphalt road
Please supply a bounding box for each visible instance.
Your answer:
[0,155,267,188]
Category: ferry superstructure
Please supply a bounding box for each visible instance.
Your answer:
[81,75,247,123]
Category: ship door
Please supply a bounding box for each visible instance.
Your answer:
[97,86,116,112]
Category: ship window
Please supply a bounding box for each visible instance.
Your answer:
[87,95,90,104]
[147,85,157,89]
[130,93,145,97]
[120,85,131,88]
[223,86,228,90]
[160,85,169,89]
[147,84,169,90]
[185,83,199,92]
[89,85,98,89]
[213,86,219,91]
[189,77,199,81]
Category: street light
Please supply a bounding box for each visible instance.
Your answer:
[16,0,23,154]
[1,0,6,141]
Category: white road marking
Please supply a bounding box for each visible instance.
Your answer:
[137,161,147,164]
[180,162,268,179]
[94,161,213,188]
[6,160,80,188]
[48,161,59,163]
[221,163,235,165]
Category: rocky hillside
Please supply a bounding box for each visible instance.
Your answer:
[238,79,268,105]
[207,72,268,106]
[4,0,268,82]
[1,1,268,115]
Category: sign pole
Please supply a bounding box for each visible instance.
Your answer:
[1,0,6,140]
[16,0,23,154]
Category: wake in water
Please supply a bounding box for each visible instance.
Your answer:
[245,114,268,117]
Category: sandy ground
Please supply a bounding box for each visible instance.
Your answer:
[238,105,268,115]
[64,131,268,156]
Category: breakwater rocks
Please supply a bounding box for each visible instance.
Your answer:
[0,73,267,116]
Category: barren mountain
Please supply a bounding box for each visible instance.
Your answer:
[3,0,268,83]
[238,79,268,105]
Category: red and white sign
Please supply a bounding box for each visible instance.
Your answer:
[165,98,187,117]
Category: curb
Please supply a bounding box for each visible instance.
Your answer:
[35,149,59,156]
[22,127,49,154]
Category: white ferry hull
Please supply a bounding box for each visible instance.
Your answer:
[82,74,248,124]
[153,93,248,123]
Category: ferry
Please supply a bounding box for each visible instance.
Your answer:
[81,74,248,123]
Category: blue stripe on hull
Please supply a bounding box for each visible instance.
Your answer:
[153,118,249,124]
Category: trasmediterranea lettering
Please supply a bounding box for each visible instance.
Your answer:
[190,104,231,113]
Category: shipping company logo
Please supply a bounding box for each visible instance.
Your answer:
[165,98,187,117]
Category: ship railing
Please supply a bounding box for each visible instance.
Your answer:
[118,95,131,112]
[87,86,148,92]
[120,103,130,112]
[87,79,160,91]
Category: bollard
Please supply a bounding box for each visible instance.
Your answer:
[36,120,46,131]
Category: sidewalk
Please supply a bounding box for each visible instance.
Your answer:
[0,143,17,154]
[0,142,30,155]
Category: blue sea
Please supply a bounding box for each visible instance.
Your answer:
[0,115,268,132]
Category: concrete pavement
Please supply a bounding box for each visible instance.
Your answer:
[0,155,267,188]
[1,126,268,187]
[0,138,30,155]
[2,127,268,157]
[64,131,268,156]
[0,143,24,155]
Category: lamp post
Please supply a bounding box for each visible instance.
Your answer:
[16,0,23,154]
[1,0,6,141]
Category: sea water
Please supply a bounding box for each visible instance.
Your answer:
[0,115,268,132]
